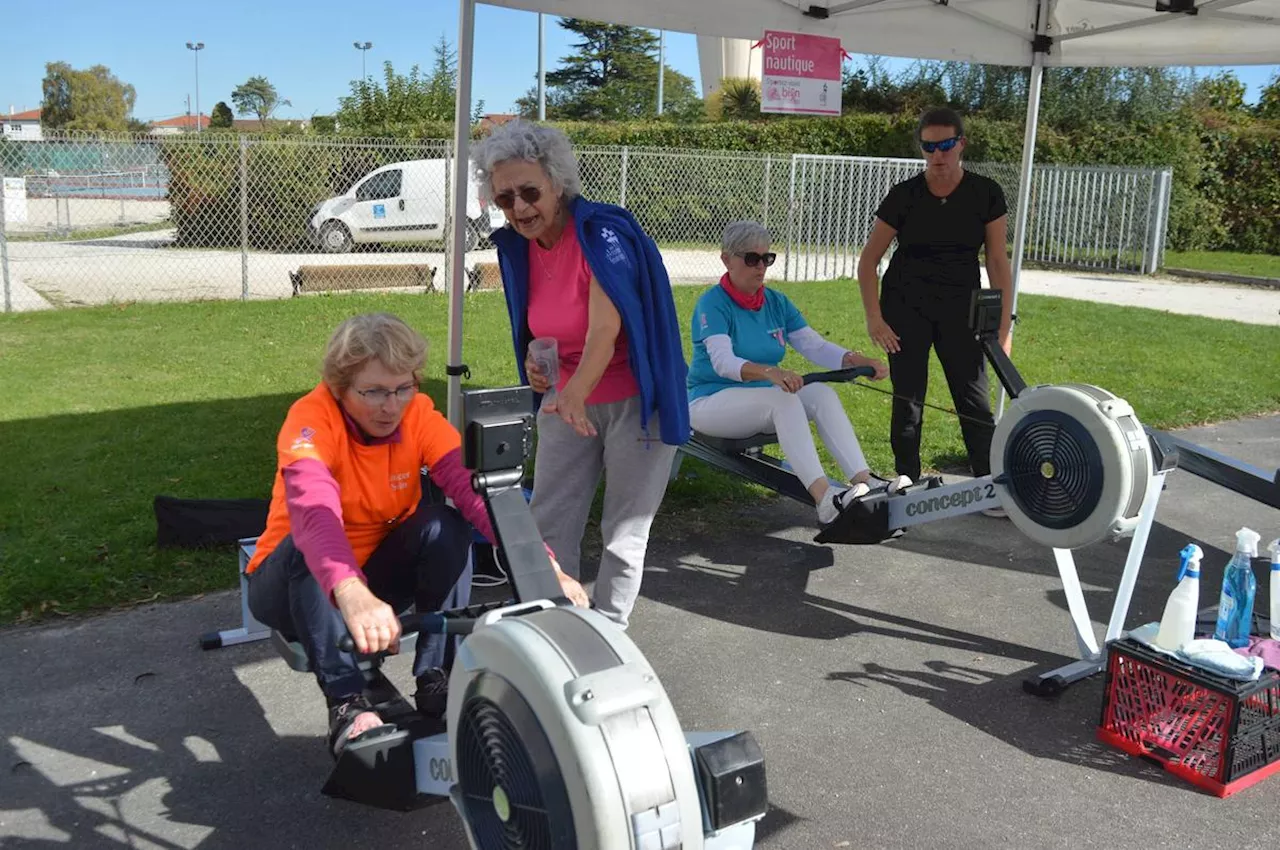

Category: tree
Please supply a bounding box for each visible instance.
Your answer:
[1188,71,1248,114]
[1258,72,1280,120]
[335,37,476,136]
[208,101,234,129]
[517,19,699,121]
[41,62,137,132]
[231,76,291,128]
[707,77,761,121]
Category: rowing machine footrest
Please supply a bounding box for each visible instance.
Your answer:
[813,494,897,545]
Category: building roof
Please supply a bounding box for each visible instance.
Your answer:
[150,114,210,129]
[5,108,41,122]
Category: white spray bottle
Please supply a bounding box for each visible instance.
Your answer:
[1154,543,1203,652]
[1269,539,1280,641]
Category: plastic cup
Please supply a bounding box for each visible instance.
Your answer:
[528,337,560,400]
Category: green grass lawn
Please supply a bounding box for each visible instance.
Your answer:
[2,284,1278,626]
[1163,250,1280,280]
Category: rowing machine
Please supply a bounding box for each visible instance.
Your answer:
[676,366,944,512]
[316,386,768,848]
[822,289,1180,695]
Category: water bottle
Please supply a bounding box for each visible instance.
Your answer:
[1213,527,1261,649]
[1154,544,1202,652]
[1268,539,1280,641]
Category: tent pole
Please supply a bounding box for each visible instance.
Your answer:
[998,0,1048,419]
[447,0,478,430]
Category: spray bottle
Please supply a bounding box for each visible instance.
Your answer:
[1269,539,1280,641]
[1214,527,1261,649]
[1154,543,1203,652]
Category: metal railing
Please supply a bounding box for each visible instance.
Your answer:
[0,132,1173,311]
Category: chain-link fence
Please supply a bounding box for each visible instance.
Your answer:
[1,132,1172,311]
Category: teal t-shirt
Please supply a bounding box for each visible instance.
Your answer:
[687,285,807,402]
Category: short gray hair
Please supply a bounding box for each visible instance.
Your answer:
[471,119,582,205]
[722,220,771,255]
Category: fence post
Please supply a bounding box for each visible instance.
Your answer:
[618,146,629,208]
[239,135,249,300]
[783,154,797,283]
[1146,169,1171,275]
[1,177,10,313]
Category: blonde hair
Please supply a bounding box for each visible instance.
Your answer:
[321,313,427,392]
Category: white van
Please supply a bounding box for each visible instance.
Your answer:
[306,159,506,253]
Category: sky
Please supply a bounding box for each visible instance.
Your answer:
[2,0,1276,122]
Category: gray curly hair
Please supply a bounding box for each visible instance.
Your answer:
[471,119,582,205]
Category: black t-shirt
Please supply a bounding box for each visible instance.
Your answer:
[875,171,1007,291]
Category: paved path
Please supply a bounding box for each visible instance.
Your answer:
[4,231,1278,325]
[1,415,1277,848]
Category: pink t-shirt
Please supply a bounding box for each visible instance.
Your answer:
[527,220,639,405]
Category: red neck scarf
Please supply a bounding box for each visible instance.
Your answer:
[719,273,765,311]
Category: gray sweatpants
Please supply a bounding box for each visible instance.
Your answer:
[529,395,677,628]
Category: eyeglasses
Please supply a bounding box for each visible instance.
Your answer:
[492,186,543,210]
[920,136,962,154]
[353,382,418,407]
[736,251,777,268]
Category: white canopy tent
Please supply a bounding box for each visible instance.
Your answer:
[443,0,1280,425]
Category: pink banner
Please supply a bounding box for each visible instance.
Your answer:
[760,30,843,116]
[761,30,842,81]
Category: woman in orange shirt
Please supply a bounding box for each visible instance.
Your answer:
[246,312,587,757]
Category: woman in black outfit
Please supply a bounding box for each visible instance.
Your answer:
[856,107,1013,513]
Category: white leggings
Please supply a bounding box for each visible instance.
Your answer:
[689,383,869,489]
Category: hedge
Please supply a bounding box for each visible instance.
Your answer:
[159,112,1277,254]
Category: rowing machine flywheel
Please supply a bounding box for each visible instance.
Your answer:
[448,602,705,850]
[991,384,1153,549]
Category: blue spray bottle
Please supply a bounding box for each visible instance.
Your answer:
[1214,527,1261,649]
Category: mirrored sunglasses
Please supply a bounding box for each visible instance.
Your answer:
[920,136,962,154]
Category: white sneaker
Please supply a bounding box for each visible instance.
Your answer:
[817,485,858,525]
[886,474,912,494]
[982,506,1008,518]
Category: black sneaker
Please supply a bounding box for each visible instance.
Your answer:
[414,667,449,719]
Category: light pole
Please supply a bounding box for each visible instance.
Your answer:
[185,42,204,132]
[354,41,373,81]
[657,30,665,116]
[537,15,545,120]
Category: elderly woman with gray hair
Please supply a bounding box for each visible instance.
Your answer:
[470,119,689,629]
[687,221,910,527]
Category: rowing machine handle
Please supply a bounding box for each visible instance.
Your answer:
[802,366,875,385]
[337,611,476,653]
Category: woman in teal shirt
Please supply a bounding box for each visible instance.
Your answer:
[688,221,908,526]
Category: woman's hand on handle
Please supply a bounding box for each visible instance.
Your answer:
[866,316,901,355]
[334,578,401,655]
[842,350,889,381]
[766,366,804,394]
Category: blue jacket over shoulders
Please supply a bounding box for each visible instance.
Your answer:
[490,196,691,446]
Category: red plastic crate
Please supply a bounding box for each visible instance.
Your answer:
[1098,637,1280,797]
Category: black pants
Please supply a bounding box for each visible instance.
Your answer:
[246,502,473,700]
[880,284,995,480]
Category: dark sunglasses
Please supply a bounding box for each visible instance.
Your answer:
[920,136,962,154]
[492,186,542,210]
[736,251,777,268]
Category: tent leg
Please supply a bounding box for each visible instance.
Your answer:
[998,0,1049,420]
[447,0,478,431]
